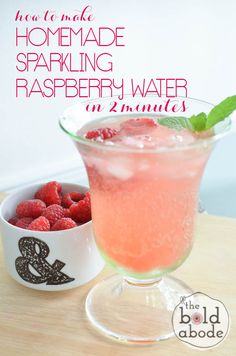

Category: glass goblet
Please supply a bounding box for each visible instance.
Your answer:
[59,95,230,343]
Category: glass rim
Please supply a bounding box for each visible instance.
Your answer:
[59,95,232,154]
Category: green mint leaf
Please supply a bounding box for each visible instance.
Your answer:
[205,95,236,129]
[158,95,236,132]
[157,117,193,131]
[189,112,207,132]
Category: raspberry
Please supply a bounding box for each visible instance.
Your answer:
[35,181,62,206]
[63,208,71,218]
[85,128,118,141]
[84,191,91,203]
[69,199,91,224]
[28,216,50,231]
[42,204,65,227]
[51,218,77,231]
[16,217,33,229]
[121,118,157,134]
[16,199,46,219]
[62,191,84,208]
[8,217,18,226]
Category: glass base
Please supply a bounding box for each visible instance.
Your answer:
[85,274,193,344]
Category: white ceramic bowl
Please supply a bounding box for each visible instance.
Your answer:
[0,183,104,291]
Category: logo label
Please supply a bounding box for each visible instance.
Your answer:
[172,292,230,349]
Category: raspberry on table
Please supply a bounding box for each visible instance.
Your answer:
[51,218,77,231]
[85,128,118,141]
[16,217,33,229]
[62,191,85,208]
[16,199,46,219]
[42,204,65,227]
[69,199,91,224]
[28,216,50,231]
[8,217,18,226]
[35,181,62,206]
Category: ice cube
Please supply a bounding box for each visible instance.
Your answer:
[107,158,134,180]
[138,160,150,171]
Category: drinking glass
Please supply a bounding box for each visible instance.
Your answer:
[59,95,230,343]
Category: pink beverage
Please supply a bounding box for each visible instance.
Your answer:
[60,96,232,343]
[77,115,210,278]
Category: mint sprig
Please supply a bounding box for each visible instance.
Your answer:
[158,117,192,131]
[189,112,207,132]
[205,96,236,129]
[158,95,236,132]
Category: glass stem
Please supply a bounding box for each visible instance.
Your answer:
[124,276,162,287]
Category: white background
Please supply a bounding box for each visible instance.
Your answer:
[0,0,236,216]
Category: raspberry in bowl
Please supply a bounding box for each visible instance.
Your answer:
[0,182,104,291]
